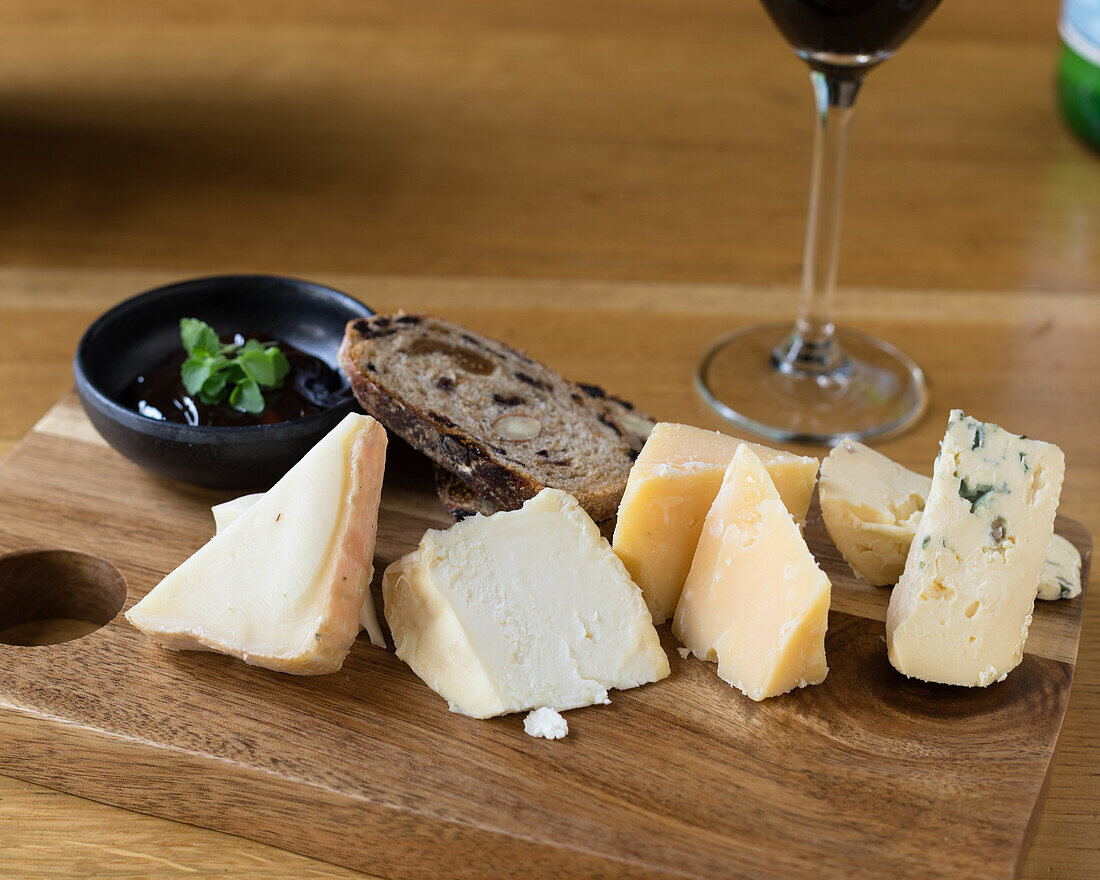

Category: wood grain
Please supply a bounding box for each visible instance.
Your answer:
[0,2,1096,292]
[0,270,1098,879]
[0,392,1090,880]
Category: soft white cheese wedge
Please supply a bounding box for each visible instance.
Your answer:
[209,490,385,631]
[210,493,264,533]
[126,412,388,673]
[612,422,819,623]
[383,488,669,718]
[673,444,831,701]
[887,411,1065,687]
[820,440,1079,600]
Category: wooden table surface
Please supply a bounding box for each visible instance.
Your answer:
[0,2,1097,878]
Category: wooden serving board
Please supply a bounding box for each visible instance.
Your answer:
[0,394,1090,880]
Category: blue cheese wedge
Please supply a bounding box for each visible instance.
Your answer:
[887,411,1065,686]
[382,488,669,718]
[1037,534,1082,601]
[821,439,1079,600]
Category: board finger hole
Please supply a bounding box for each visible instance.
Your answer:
[0,549,127,646]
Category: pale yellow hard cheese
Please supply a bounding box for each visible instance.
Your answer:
[612,422,819,623]
[673,444,830,701]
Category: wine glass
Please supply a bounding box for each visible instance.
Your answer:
[696,0,943,444]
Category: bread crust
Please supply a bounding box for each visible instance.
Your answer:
[338,315,650,522]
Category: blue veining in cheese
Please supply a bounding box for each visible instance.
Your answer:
[886,411,1065,687]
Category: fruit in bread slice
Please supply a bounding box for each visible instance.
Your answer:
[126,413,387,674]
[434,384,656,521]
[338,314,641,522]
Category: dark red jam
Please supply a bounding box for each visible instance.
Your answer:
[122,333,351,427]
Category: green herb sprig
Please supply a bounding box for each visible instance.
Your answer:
[179,318,290,415]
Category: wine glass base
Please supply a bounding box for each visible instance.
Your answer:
[696,323,928,445]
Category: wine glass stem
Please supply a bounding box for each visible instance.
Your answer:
[776,71,863,375]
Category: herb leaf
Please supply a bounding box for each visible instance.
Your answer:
[229,378,265,414]
[181,318,220,358]
[200,371,229,403]
[239,347,278,386]
[181,357,214,395]
[178,319,289,414]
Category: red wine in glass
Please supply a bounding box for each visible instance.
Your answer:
[695,0,943,443]
[761,0,943,66]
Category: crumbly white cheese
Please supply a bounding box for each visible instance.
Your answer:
[524,707,569,740]
[383,488,669,718]
[887,411,1065,686]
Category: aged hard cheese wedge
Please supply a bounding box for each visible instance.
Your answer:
[821,440,1079,600]
[383,488,669,718]
[819,440,932,586]
[887,411,1065,686]
[126,413,388,673]
[673,445,831,701]
[612,422,819,623]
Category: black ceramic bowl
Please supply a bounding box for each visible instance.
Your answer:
[74,275,373,489]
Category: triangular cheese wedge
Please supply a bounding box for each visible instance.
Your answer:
[209,491,384,633]
[612,422,819,623]
[673,444,830,700]
[383,488,669,718]
[126,413,388,674]
[211,492,264,533]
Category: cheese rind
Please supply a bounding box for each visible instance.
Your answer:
[672,445,830,701]
[126,413,388,673]
[819,440,931,586]
[383,488,669,718]
[887,412,1065,686]
[612,422,819,623]
[1037,534,1082,601]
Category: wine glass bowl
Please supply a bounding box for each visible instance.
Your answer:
[696,0,943,444]
[761,0,944,72]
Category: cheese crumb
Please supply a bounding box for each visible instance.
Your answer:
[524,707,568,740]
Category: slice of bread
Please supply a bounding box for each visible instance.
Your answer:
[338,315,654,522]
[433,385,655,521]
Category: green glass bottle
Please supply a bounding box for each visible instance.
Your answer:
[1058,1,1100,151]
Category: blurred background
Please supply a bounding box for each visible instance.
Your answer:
[0,0,1095,291]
